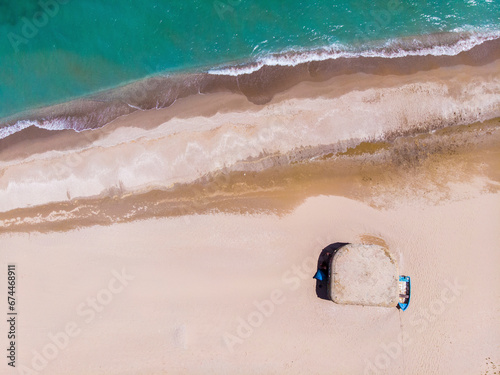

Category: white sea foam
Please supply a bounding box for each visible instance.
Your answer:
[0,120,35,139]
[208,30,500,76]
[0,118,81,140]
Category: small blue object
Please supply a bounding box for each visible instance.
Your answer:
[313,270,325,281]
[398,275,411,311]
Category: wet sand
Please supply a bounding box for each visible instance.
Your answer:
[0,56,499,216]
[1,118,499,233]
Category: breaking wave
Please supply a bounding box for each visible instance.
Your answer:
[208,30,500,75]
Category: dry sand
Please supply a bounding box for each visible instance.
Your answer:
[1,191,499,375]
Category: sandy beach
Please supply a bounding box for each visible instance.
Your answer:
[1,43,500,374]
[1,192,499,374]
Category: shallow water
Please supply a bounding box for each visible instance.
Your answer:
[0,0,499,122]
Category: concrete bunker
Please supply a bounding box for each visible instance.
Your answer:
[328,243,399,307]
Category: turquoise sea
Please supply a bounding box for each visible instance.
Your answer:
[0,0,499,136]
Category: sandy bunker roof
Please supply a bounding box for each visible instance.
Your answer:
[329,244,399,307]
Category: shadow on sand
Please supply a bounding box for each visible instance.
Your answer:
[315,242,349,301]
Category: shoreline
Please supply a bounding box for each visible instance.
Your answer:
[1,35,500,141]
[1,48,500,162]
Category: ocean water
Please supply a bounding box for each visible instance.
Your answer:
[0,0,499,133]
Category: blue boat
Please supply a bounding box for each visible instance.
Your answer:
[398,275,411,311]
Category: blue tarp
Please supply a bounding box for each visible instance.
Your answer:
[313,270,325,281]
